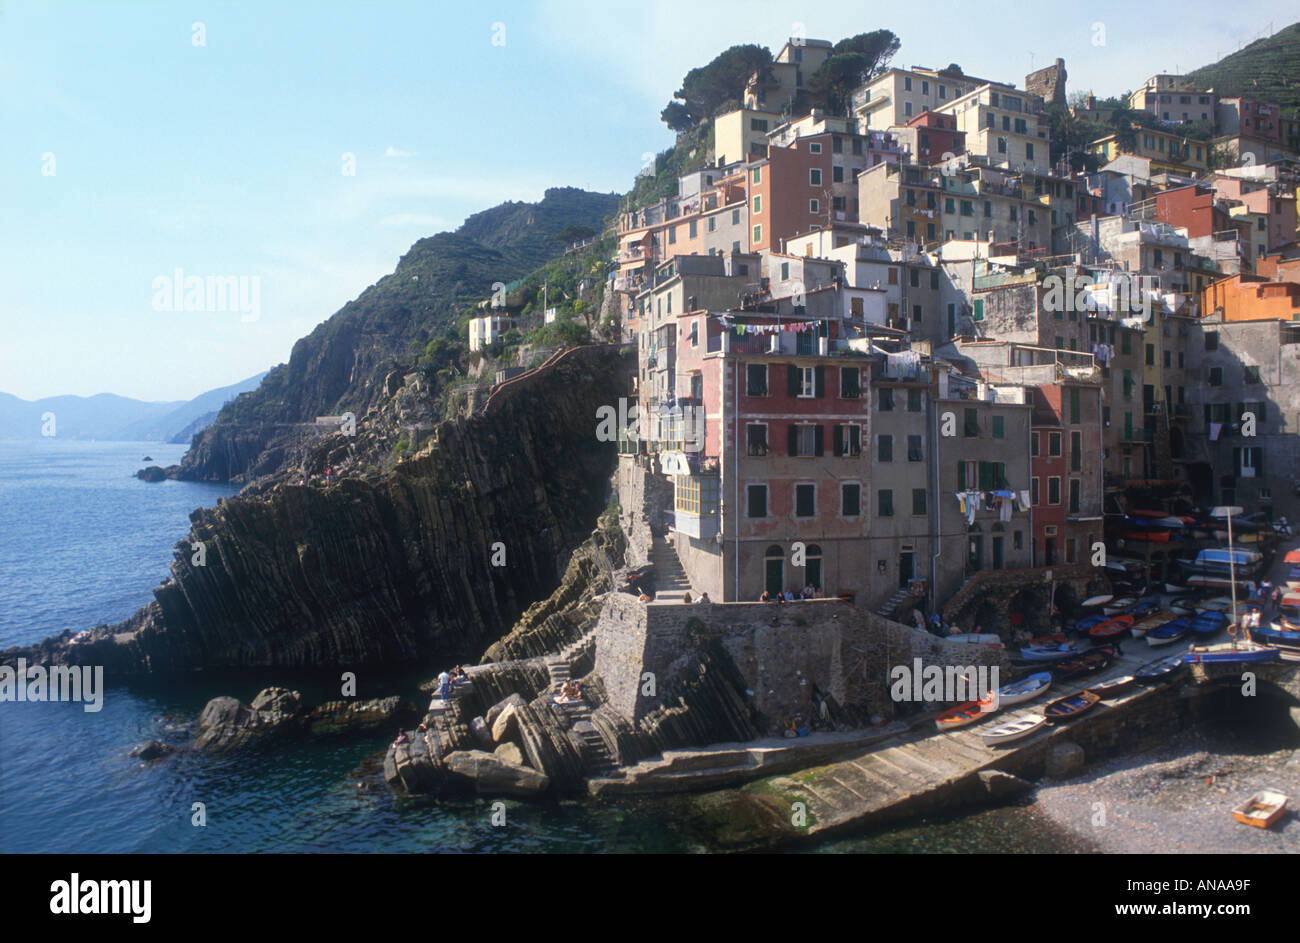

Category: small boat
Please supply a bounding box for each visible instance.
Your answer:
[1181,547,1264,576]
[944,633,1004,647]
[1183,641,1282,665]
[1169,602,1197,617]
[1044,690,1101,722]
[935,696,998,730]
[1091,675,1137,698]
[1146,618,1191,646]
[1164,582,1194,595]
[1252,621,1300,650]
[1231,789,1289,829]
[1197,596,1235,614]
[1128,611,1167,639]
[1054,648,1114,678]
[1088,614,1135,643]
[1019,641,1081,662]
[1189,611,1229,636]
[1074,613,1110,631]
[1103,597,1137,616]
[1134,652,1186,683]
[1029,633,1066,647]
[982,715,1047,746]
[996,671,1052,706]
[1126,598,1161,616]
[1081,594,1114,609]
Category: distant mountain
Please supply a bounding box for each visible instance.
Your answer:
[1186,22,1300,116]
[0,371,268,441]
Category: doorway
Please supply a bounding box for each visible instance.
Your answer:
[765,545,784,596]
[898,550,915,588]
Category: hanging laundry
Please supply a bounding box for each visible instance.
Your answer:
[1210,422,1222,441]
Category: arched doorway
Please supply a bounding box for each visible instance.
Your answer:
[764,545,784,596]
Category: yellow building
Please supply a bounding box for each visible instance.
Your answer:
[1087,127,1208,175]
[713,108,783,166]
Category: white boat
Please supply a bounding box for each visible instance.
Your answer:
[982,715,1046,747]
[1103,597,1137,615]
[1164,582,1194,594]
[1081,594,1114,608]
[1091,675,1137,698]
[1197,596,1235,614]
[944,633,1003,646]
[995,671,1052,706]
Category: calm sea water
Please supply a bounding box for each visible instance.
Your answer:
[0,439,1082,853]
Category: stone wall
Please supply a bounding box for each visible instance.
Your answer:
[1025,58,1067,108]
[616,455,673,568]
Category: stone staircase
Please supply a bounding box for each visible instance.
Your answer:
[545,629,620,778]
[649,533,694,603]
[875,586,915,619]
[425,674,476,716]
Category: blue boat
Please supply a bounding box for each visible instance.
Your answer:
[1075,613,1109,631]
[996,671,1052,705]
[1146,618,1191,647]
[1019,641,1081,662]
[1251,621,1300,649]
[1134,653,1186,683]
[1189,611,1229,636]
[1126,597,1161,616]
[1182,642,1281,665]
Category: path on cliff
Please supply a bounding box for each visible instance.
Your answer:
[649,534,695,603]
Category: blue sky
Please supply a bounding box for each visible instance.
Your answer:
[2,0,1294,401]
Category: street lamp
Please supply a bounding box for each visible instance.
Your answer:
[1210,504,1244,643]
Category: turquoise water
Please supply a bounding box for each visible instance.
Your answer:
[0,440,1080,853]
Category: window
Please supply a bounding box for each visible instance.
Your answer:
[842,482,861,517]
[747,484,768,518]
[809,199,820,214]
[732,209,740,225]
[1209,366,1223,386]
[878,489,894,517]
[1121,332,1131,355]
[1163,350,1171,368]
[832,165,844,183]
[1070,430,1082,471]
[877,434,893,463]
[753,224,762,244]
[1244,365,1261,384]
[1069,478,1081,514]
[1069,388,1080,424]
[910,269,919,288]
[840,367,860,398]
[907,435,923,462]
[912,488,927,515]
[746,363,768,396]
[1031,477,1040,506]
[1048,432,1062,456]
[907,388,923,412]
[973,298,984,321]
[750,118,768,132]
[809,169,822,186]
[1026,142,1034,161]
[795,484,816,518]
[992,415,1005,439]
[1205,331,1219,351]
[1031,432,1039,456]
[780,261,790,280]
[745,423,768,456]
[788,423,823,457]
[832,424,860,457]
[753,194,762,214]
[879,388,895,411]
[887,267,898,285]
[809,142,822,154]
[1048,476,1061,505]
[964,407,979,437]
[792,365,816,397]
[1145,343,1154,366]
[751,167,761,184]
[668,226,676,245]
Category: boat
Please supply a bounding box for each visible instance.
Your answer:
[944,633,1004,647]
[1183,641,1282,665]
[1054,648,1114,678]
[1128,611,1168,639]
[1081,594,1114,609]
[1252,621,1300,650]
[1189,611,1229,636]
[1169,602,1197,617]
[995,671,1052,706]
[1185,573,1256,592]
[1146,618,1191,646]
[1019,641,1081,662]
[1126,597,1161,616]
[1044,690,1101,722]
[1103,596,1137,615]
[935,696,998,731]
[982,715,1047,747]
[1180,547,1264,577]
[1231,789,1289,829]
[1134,653,1186,683]
[1091,675,1137,698]
[1197,596,1235,614]
[1088,614,1135,643]
[1164,582,1195,595]
[1029,633,1066,646]
[1074,613,1110,632]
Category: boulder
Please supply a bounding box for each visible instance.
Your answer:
[470,716,494,750]
[127,739,176,761]
[486,693,525,732]
[305,696,404,735]
[135,466,167,483]
[385,732,440,794]
[250,686,302,717]
[976,769,1033,800]
[493,742,526,767]
[1045,741,1085,778]
[491,703,521,745]
[443,750,550,798]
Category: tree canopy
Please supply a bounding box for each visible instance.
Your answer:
[660,44,773,129]
[808,31,900,115]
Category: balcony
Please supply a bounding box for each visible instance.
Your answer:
[673,473,720,540]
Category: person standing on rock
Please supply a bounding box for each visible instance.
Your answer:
[437,671,451,701]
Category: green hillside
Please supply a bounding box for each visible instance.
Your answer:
[1186,22,1300,116]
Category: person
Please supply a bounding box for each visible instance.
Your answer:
[682,592,692,604]
[760,590,772,602]
[639,592,652,603]
[785,589,796,602]
[325,466,333,484]
[437,670,451,701]
[699,591,710,603]
[803,583,815,599]
[393,730,409,747]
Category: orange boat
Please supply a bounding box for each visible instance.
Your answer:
[1231,790,1289,829]
[934,695,998,731]
[1088,614,1136,642]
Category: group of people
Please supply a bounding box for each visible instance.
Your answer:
[555,679,583,704]
[680,591,710,604]
[760,584,821,603]
[433,665,469,703]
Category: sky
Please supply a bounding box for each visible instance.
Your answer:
[2,0,1295,402]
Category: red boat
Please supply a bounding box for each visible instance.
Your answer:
[1088,614,1135,643]
[934,695,998,731]
[1030,633,1067,647]
[1054,648,1115,678]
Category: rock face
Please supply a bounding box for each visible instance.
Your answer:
[194,687,408,750]
[3,347,631,676]
[135,466,167,483]
[127,739,176,761]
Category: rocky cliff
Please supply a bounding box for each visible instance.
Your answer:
[4,346,632,675]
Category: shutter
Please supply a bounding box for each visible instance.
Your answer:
[1256,447,1264,477]
[833,425,844,456]
[814,425,825,456]
[958,461,966,490]
[1203,404,1211,427]
[1258,401,1267,422]
[788,365,799,397]
[788,425,799,456]
[1233,447,1241,474]
[1236,402,1244,424]
[996,462,1006,487]
[815,366,825,398]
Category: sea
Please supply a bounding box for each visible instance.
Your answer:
[0,439,1089,853]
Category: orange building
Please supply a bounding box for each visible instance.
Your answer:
[1202,274,1300,322]
[745,135,833,253]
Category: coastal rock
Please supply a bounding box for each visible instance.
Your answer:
[385,732,440,794]
[250,686,302,718]
[195,690,303,750]
[1045,741,1086,778]
[976,769,1033,800]
[486,693,525,731]
[135,466,167,483]
[127,739,176,761]
[305,696,405,735]
[470,716,494,750]
[443,749,550,797]
[493,742,526,766]
[490,694,527,743]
